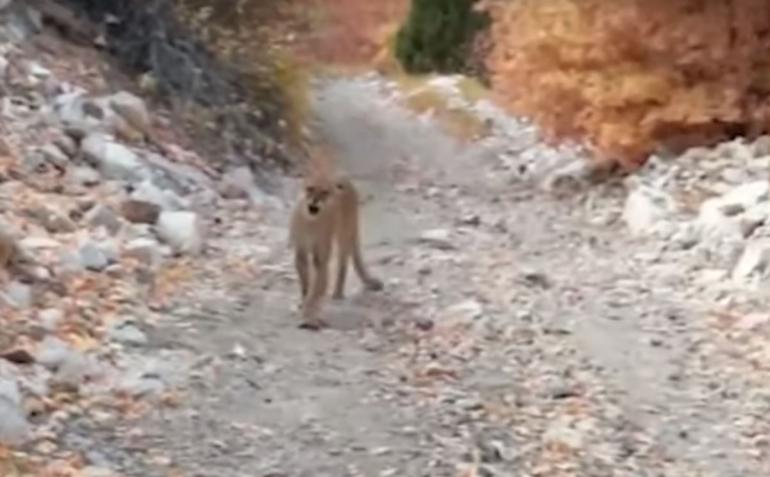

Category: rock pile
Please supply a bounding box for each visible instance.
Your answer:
[622,137,770,292]
[0,7,229,470]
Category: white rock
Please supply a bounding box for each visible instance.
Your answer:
[81,467,119,477]
[418,229,454,250]
[130,179,186,211]
[39,143,69,168]
[79,241,109,271]
[85,204,123,235]
[155,211,204,255]
[107,91,150,132]
[695,236,745,269]
[622,185,676,236]
[54,352,97,390]
[732,239,770,285]
[68,165,102,187]
[720,181,770,209]
[716,139,753,163]
[543,417,585,451]
[81,133,148,182]
[0,393,29,446]
[107,320,147,346]
[695,268,729,286]
[670,222,700,250]
[52,132,77,157]
[697,198,744,241]
[0,376,21,406]
[36,336,74,370]
[53,91,103,137]
[123,238,164,267]
[736,313,770,331]
[19,236,61,250]
[445,299,484,322]
[752,135,770,157]
[38,308,64,331]
[0,374,28,446]
[219,166,256,200]
[27,61,51,78]
[2,281,32,308]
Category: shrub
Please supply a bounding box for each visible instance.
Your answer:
[482,0,770,169]
[395,0,488,74]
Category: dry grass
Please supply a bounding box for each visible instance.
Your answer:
[395,74,493,142]
[271,50,312,145]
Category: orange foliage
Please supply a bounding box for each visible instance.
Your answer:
[483,0,770,169]
[292,0,409,65]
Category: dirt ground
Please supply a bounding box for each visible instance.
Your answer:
[55,74,770,477]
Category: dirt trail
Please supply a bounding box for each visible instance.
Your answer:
[65,74,769,477]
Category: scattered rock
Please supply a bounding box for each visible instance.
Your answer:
[732,239,770,285]
[107,91,150,133]
[419,229,455,250]
[39,143,69,169]
[622,185,677,236]
[155,210,204,256]
[3,280,32,308]
[0,377,29,445]
[36,336,74,371]
[735,312,770,331]
[445,299,484,322]
[52,351,96,391]
[84,204,123,235]
[718,180,769,209]
[79,241,109,271]
[123,238,164,267]
[696,198,744,242]
[51,131,77,157]
[0,348,35,365]
[118,373,166,398]
[543,417,586,451]
[459,213,481,227]
[752,135,770,156]
[106,320,147,346]
[68,165,102,187]
[670,222,700,250]
[21,149,49,174]
[38,308,64,331]
[53,91,104,139]
[120,199,160,225]
[81,466,119,477]
[130,179,186,211]
[415,318,435,331]
[219,166,260,201]
[24,205,76,234]
[81,133,148,182]
[476,438,506,463]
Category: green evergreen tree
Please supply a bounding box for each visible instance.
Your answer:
[395,0,487,74]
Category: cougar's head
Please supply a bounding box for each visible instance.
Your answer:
[302,175,340,217]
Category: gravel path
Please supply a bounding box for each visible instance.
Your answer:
[66,74,770,477]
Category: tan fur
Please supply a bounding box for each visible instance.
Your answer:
[289,171,383,329]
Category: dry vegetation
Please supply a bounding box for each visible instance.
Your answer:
[292,0,409,66]
[170,0,408,149]
[482,0,770,169]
